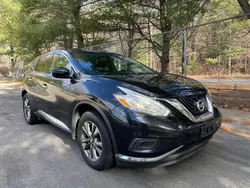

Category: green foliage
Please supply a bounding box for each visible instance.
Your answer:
[0,0,21,62]
[0,48,9,55]
[205,58,218,64]
[224,47,247,58]
[0,0,249,75]
[207,0,242,20]
[187,57,204,74]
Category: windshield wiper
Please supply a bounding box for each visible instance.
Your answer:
[132,72,156,77]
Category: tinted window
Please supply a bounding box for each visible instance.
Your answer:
[71,52,155,75]
[31,56,41,70]
[51,54,72,75]
[35,54,53,73]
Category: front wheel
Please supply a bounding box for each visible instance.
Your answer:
[22,93,38,125]
[77,111,114,170]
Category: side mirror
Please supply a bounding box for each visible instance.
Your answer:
[51,67,71,79]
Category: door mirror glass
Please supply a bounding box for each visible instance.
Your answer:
[51,67,71,78]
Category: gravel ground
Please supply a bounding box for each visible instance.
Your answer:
[0,84,250,188]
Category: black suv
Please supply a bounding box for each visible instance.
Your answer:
[21,49,222,170]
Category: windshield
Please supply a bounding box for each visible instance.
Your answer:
[71,51,156,76]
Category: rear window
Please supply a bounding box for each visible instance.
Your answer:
[35,54,53,73]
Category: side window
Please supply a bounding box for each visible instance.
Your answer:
[51,54,73,75]
[31,56,41,71]
[35,54,53,73]
[113,57,128,72]
[113,57,129,72]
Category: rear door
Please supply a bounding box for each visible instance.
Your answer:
[23,56,41,108]
[33,53,53,114]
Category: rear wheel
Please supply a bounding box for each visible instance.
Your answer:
[22,93,38,125]
[77,111,114,170]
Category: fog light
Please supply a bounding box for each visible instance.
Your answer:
[129,138,159,151]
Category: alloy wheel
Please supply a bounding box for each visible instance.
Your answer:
[24,98,31,121]
[81,121,103,161]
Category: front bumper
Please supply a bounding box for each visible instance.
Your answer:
[109,104,222,168]
[115,135,211,168]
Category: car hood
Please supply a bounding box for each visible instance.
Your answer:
[100,73,207,97]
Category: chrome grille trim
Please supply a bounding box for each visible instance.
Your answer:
[178,95,208,116]
[157,94,214,123]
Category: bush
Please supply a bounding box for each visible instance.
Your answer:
[0,66,10,77]
[187,57,204,75]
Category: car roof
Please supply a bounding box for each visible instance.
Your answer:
[65,49,115,55]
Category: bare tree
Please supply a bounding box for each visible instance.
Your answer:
[114,0,209,73]
[237,0,250,18]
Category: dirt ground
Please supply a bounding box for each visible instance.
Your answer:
[209,88,250,112]
[189,74,250,79]
[190,75,250,111]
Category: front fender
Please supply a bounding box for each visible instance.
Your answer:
[71,100,118,154]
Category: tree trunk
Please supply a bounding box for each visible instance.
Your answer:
[73,1,84,48]
[127,24,134,58]
[181,38,185,75]
[118,30,126,55]
[245,57,248,73]
[159,0,171,73]
[161,34,171,73]
[228,56,232,74]
[181,30,188,76]
[127,37,133,58]
[10,46,15,72]
[63,34,74,49]
[63,35,68,49]
[237,0,250,18]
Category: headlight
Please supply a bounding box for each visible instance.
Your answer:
[205,87,213,103]
[114,87,170,117]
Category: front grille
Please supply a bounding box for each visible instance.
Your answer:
[178,94,208,116]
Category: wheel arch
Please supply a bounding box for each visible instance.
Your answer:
[71,101,118,154]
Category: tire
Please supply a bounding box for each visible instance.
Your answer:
[77,111,114,170]
[22,93,38,125]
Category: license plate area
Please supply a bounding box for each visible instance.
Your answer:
[200,124,216,138]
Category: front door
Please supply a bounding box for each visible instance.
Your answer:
[47,53,79,128]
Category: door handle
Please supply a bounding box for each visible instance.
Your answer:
[42,83,48,89]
